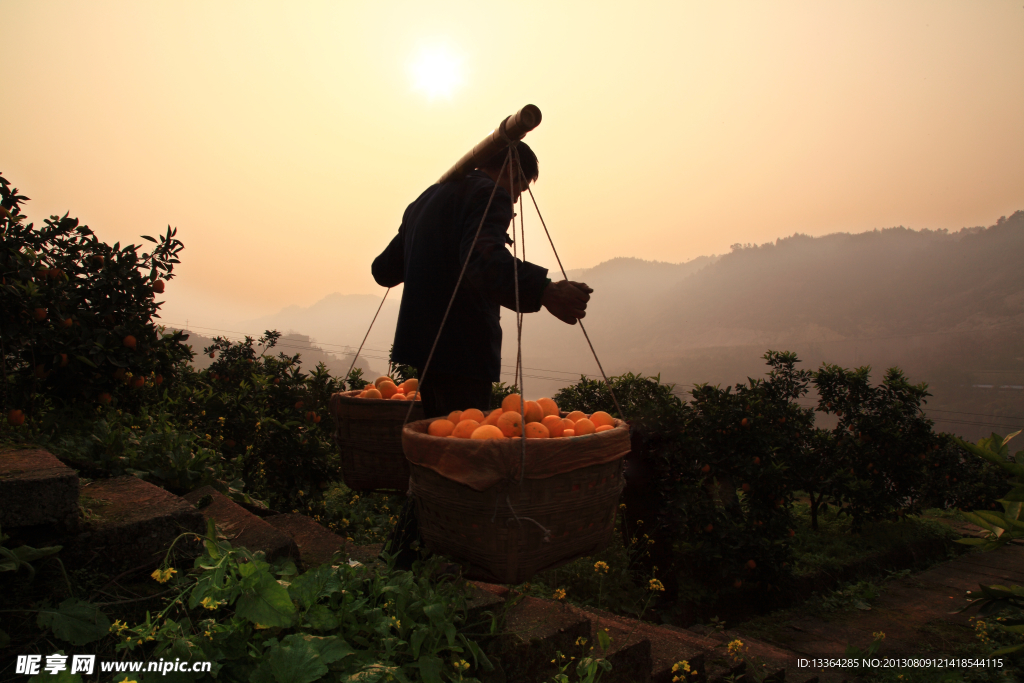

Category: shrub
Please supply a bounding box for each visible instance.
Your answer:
[812,365,940,528]
[0,172,191,424]
[169,331,343,511]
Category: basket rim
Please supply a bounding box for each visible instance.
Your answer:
[330,388,421,411]
[404,414,629,442]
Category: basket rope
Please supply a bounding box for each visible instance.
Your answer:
[341,286,391,388]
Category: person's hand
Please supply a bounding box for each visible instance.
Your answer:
[541,280,593,325]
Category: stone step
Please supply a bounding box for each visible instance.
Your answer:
[183,486,298,562]
[487,595,592,683]
[561,604,654,683]
[0,447,79,532]
[62,476,205,573]
[264,513,346,568]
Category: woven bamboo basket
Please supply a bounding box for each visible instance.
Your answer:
[402,417,629,584]
[328,390,424,493]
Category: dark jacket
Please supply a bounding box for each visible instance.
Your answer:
[372,170,549,382]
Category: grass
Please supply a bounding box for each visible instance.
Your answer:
[788,499,962,580]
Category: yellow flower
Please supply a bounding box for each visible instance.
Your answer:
[205,630,213,639]
[672,661,690,673]
[727,639,745,661]
[873,631,886,641]
[218,417,226,425]
[594,561,609,574]
[255,623,270,630]
[575,636,588,646]
[201,596,220,610]
[151,567,177,583]
[649,578,665,592]
[553,588,566,601]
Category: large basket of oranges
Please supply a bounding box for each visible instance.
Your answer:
[401,395,629,584]
[328,376,423,492]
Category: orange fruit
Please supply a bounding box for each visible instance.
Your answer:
[563,429,576,437]
[428,419,455,437]
[497,411,523,437]
[131,376,145,389]
[448,410,463,424]
[406,391,420,401]
[590,411,614,428]
[378,381,399,399]
[561,418,575,433]
[471,424,504,440]
[567,411,587,423]
[33,308,46,321]
[396,384,406,393]
[374,376,394,388]
[7,409,25,426]
[98,392,112,404]
[390,393,407,400]
[452,419,480,438]
[154,374,163,385]
[525,422,549,439]
[482,408,504,426]
[501,393,525,413]
[363,388,382,399]
[153,279,165,294]
[123,335,137,350]
[402,378,419,393]
[542,414,565,437]
[537,397,559,417]
[461,408,485,423]
[59,353,68,367]
[595,424,614,433]
[574,418,596,435]
[523,401,543,424]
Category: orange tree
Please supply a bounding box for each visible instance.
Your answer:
[662,351,810,600]
[168,331,345,512]
[811,365,941,529]
[1,171,190,427]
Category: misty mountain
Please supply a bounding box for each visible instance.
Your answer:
[211,212,1024,440]
[175,330,379,379]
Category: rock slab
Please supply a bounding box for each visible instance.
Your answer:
[265,513,346,568]
[64,476,204,572]
[0,448,79,531]
[184,486,298,562]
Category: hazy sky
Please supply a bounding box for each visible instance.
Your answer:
[2,1,1022,335]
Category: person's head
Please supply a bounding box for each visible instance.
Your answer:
[478,141,538,202]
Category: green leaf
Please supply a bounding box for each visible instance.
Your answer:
[416,654,444,683]
[262,638,327,683]
[235,572,297,628]
[991,643,1024,656]
[294,633,355,664]
[288,565,339,609]
[36,598,110,646]
[305,604,339,631]
[410,627,429,659]
[597,628,611,653]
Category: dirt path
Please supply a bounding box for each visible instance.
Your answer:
[729,544,1024,680]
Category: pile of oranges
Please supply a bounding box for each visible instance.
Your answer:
[355,376,420,401]
[426,394,616,440]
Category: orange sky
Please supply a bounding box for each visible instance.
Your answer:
[2,1,1022,333]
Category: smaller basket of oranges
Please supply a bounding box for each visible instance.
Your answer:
[328,376,423,492]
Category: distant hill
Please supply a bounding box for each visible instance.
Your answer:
[187,211,1024,440]
[175,330,379,379]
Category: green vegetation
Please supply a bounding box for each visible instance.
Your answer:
[3,169,1021,679]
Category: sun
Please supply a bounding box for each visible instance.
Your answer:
[409,46,464,100]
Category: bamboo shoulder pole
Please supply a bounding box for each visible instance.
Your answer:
[437,104,542,184]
